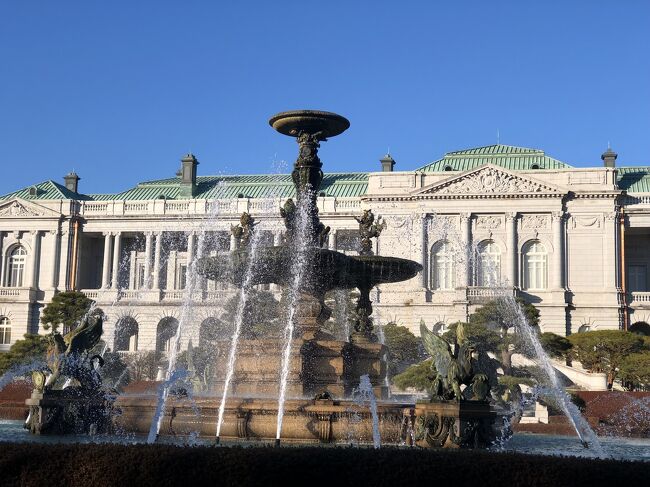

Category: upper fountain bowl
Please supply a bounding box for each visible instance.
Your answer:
[269,110,350,138]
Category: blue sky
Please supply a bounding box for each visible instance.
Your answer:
[1,1,649,195]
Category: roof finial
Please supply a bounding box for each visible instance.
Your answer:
[496,129,500,145]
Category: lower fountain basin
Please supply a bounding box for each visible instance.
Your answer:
[196,246,422,295]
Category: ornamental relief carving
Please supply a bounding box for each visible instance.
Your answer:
[520,214,549,230]
[570,215,601,229]
[0,201,40,217]
[473,216,502,231]
[432,167,554,195]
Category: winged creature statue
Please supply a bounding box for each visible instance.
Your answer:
[420,320,489,402]
[44,307,106,391]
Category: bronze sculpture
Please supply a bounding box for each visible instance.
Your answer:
[355,209,386,255]
[420,320,489,402]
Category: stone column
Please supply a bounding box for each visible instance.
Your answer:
[506,212,517,287]
[0,231,4,285]
[58,230,70,290]
[49,231,60,289]
[187,232,196,264]
[102,232,112,288]
[30,231,41,288]
[460,213,472,287]
[421,215,428,288]
[603,211,618,289]
[111,232,122,290]
[229,233,237,251]
[327,229,336,250]
[152,232,162,290]
[274,230,283,247]
[144,232,153,288]
[552,212,564,289]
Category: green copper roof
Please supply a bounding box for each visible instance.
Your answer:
[0,180,90,201]
[417,144,572,172]
[87,172,368,201]
[617,167,650,193]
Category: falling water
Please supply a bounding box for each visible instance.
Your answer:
[275,197,311,442]
[0,361,46,392]
[147,233,206,443]
[357,374,381,448]
[334,288,350,341]
[500,294,605,457]
[215,227,264,440]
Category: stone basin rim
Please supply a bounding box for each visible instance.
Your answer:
[269,110,350,138]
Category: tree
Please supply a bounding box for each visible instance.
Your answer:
[619,352,650,391]
[468,298,540,374]
[539,332,572,358]
[568,330,646,388]
[393,359,434,392]
[442,321,502,354]
[381,322,422,376]
[122,351,159,382]
[0,333,50,375]
[40,291,93,333]
[220,289,282,338]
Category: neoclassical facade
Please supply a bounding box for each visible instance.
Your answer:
[1,144,649,354]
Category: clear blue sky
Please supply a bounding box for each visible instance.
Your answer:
[1,1,649,195]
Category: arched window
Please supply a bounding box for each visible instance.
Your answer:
[0,316,10,345]
[523,240,548,290]
[7,246,27,287]
[476,240,501,286]
[114,317,139,352]
[156,317,179,352]
[431,241,455,290]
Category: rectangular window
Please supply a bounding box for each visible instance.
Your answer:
[336,230,360,254]
[135,264,145,289]
[628,265,647,293]
[177,264,187,290]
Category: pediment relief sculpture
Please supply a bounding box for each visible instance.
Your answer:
[415,166,563,197]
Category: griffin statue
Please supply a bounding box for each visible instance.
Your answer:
[420,320,489,402]
[43,306,106,391]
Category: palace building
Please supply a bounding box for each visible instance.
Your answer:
[1,144,649,354]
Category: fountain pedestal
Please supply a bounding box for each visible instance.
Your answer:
[414,401,503,448]
[209,336,388,400]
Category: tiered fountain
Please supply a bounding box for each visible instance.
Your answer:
[27,110,505,447]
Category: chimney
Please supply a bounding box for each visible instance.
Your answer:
[380,153,395,172]
[63,171,80,193]
[601,146,618,168]
[179,153,199,198]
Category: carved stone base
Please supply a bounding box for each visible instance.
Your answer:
[25,388,114,435]
[209,336,388,400]
[414,401,503,448]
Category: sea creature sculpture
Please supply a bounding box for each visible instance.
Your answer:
[355,209,386,255]
[44,307,106,391]
[231,212,257,248]
[420,320,489,402]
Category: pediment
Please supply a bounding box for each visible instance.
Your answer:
[413,165,565,198]
[0,199,62,218]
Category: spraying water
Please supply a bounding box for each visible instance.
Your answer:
[355,374,381,448]
[147,233,206,443]
[275,196,312,442]
[334,288,350,341]
[499,294,605,457]
[215,227,264,440]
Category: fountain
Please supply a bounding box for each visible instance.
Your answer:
[19,111,513,448]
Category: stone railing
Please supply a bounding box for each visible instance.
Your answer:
[623,195,650,206]
[0,287,36,302]
[466,286,517,304]
[628,292,650,305]
[80,197,362,217]
[79,288,240,304]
